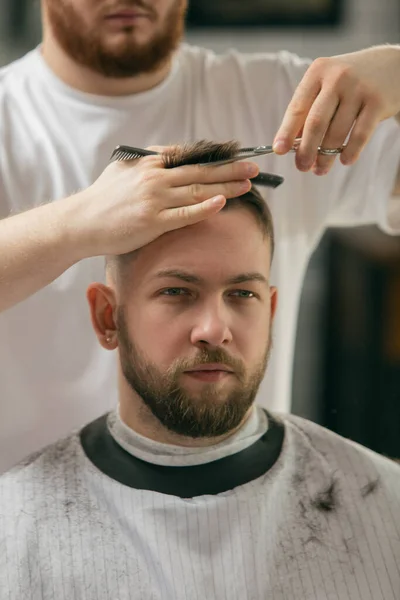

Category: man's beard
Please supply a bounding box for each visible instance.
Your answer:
[116,308,271,438]
[45,0,187,78]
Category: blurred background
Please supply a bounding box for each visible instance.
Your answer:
[0,0,399,458]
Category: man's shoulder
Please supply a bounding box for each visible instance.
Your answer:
[0,49,38,93]
[280,412,400,492]
[0,431,94,550]
[0,432,82,495]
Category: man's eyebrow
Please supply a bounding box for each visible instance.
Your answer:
[153,269,268,286]
[225,272,269,286]
[153,269,203,284]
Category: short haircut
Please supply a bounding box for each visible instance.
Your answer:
[107,140,275,280]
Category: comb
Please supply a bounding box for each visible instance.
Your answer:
[251,173,283,189]
[110,145,159,162]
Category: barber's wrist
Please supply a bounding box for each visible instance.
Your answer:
[54,190,97,264]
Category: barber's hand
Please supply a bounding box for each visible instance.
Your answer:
[273,45,400,175]
[68,149,259,257]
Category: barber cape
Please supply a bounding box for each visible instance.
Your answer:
[0,406,399,600]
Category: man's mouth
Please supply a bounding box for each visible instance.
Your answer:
[184,364,234,382]
[105,8,152,23]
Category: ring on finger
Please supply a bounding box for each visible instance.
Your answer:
[317,144,346,156]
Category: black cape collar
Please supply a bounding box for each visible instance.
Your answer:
[80,410,284,498]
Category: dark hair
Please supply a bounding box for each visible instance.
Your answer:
[107,141,274,278]
[221,185,274,258]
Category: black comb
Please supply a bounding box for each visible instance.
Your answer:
[110,145,159,161]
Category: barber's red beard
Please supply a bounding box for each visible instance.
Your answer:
[45,0,187,78]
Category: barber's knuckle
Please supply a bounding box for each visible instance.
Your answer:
[311,56,329,73]
[324,129,346,146]
[308,115,324,133]
[313,58,355,87]
[368,91,384,111]
[197,163,209,175]
[142,154,160,168]
[224,182,236,196]
[352,130,369,147]
[190,183,203,201]
[288,100,308,119]
[141,168,160,185]
[177,205,190,220]
[335,65,354,85]
[192,164,209,182]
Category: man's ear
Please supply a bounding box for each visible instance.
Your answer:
[86,283,118,350]
[270,286,278,322]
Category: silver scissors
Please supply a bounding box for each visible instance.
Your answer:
[199,137,346,166]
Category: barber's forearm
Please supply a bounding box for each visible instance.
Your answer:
[0,195,87,313]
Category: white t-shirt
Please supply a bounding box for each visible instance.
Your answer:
[108,403,270,466]
[0,44,399,472]
[1,407,399,599]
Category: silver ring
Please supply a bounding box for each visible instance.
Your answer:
[317,146,344,156]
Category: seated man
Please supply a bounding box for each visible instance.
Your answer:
[0,142,399,600]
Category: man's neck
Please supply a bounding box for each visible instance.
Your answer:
[41,32,172,97]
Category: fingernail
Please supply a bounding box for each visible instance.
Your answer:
[246,163,259,177]
[211,195,225,205]
[239,180,251,192]
[273,139,287,154]
[313,167,328,176]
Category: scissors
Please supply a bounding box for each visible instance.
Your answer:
[198,137,346,166]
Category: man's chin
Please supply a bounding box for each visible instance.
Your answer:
[177,387,243,411]
[101,25,156,47]
[99,38,150,59]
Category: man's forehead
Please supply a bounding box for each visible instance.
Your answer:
[135,211,271,284]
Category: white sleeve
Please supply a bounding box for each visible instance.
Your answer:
[324,118,400,235]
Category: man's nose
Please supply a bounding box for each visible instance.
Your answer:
[190,302,233,348]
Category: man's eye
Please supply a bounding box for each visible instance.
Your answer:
[230,290,256,299]
[161,288,189,296]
